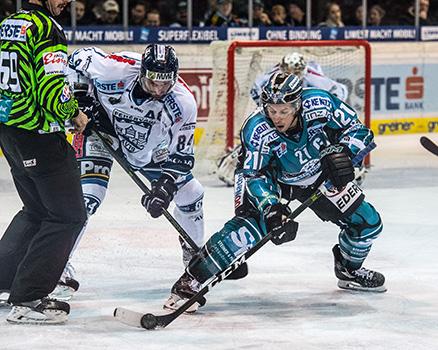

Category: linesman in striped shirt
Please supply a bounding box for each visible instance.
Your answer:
[0,0,88,324]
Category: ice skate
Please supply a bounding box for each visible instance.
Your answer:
[6,297,70,325]
[49,262,80,301]
[163,272,204,314]
[333,244,386,292]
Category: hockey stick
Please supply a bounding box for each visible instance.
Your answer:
[420,136,438,157]
[113,142,376,330]
[113,179,326,330]
[91,128,200,252]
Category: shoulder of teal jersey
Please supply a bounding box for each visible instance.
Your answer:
[302,87,334,100]
[242,110,272,132]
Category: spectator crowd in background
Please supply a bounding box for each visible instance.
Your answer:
[1,0,437,27]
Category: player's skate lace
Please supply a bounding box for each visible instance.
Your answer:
[333,244,386,292]
[353,267,374,280]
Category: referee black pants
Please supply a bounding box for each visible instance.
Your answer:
[0,124,87,303]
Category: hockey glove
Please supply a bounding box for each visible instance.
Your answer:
[265,203,298,246]
[141,175,178,218]
[320,144,355,190]
[76,95,102,136]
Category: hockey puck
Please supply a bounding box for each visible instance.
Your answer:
[141,313,158,330]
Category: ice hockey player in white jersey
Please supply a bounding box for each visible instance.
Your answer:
[250,52,349,105]
[217,52,364,187]
[56,44,205,312]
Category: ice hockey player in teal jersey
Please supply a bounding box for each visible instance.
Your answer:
[178,72,386,300]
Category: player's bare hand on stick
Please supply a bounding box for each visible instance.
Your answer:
[71,110,89,134]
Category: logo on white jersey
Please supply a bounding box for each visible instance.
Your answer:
[0,19,32,42]
[43,51,68,75]
[95,79,126,93]
[146,70,174,81]
[113,109,151,153]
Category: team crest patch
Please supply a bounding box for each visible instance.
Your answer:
[274,142,288,158]
[113,109,151,153]
[60,85,71,103]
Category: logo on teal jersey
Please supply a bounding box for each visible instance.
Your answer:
[0,95,13,122]
[274,142,288,158]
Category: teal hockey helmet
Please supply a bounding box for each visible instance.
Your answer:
[260,72,303,108]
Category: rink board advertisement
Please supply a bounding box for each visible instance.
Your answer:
[2,42,437,157]
[176,42,438,137]
[177,42,438,137]
[370,63,438,135]
[62,26,424,44]
[368,42,438,135]
[69,42,437,138]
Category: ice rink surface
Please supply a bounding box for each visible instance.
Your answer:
[1,134,438,350]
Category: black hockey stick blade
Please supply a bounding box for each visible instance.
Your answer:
[420,136,438,156]
[113,192,321,330]
[114,293,206,330]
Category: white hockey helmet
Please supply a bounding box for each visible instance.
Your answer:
[280,53,307,77]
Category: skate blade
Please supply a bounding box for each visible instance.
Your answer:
[6,308,68,325]
[338,280,387,293]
